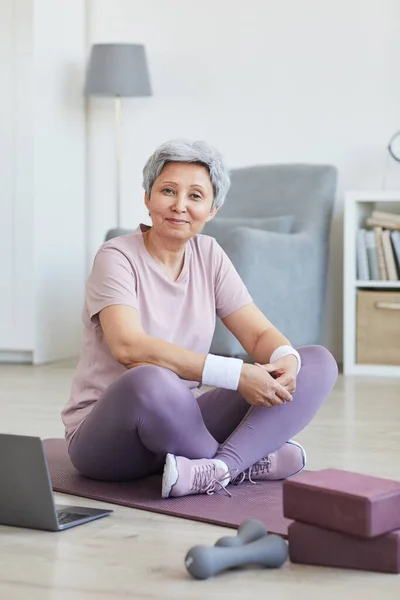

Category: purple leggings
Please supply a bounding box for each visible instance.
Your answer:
[68,345,338,481]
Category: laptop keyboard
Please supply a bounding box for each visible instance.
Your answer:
[57,510,90,525]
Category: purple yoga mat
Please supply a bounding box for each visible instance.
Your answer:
[43,438,293,538]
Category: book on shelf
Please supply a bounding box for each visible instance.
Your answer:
[356,226,400,281]
[374,227,388,280]
[371,210,400,225]
[365,230,380,280]
[356,229,370,280]
[381,229,398,281]
[366,217,400,230]
[367,209,400,230]
[391,231,400,274]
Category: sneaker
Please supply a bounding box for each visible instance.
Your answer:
[161,454,233,498]
[234,440,306,484]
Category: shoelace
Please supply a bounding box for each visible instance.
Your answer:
[248,456,271,483]
[232,456,272,485]
[190,463,235,498]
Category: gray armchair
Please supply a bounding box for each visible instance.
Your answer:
[208,164,337,357]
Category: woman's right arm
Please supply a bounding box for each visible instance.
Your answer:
[99,304,207,383]
[99,305,292,407]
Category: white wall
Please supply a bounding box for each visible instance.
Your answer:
[0,0,19,346]
[86,0,400,360]
[0,0,86,363]
[0,0,34,352]
[33,0,86,362]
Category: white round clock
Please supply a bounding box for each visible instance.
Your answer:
[388,131,400,162]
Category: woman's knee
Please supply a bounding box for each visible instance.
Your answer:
[116,365,179,397]
[115,365,194,413]
[298,345,338,386]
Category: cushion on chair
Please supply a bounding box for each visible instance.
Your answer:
[210,227,317,354]
[202,215,294,246]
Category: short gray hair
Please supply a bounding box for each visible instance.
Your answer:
[142,139,230,209]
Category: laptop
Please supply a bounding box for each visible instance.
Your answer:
[0,433,113,531]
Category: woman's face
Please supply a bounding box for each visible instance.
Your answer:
[144,162,218,241]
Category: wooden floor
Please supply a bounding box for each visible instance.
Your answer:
[0,360,399,599]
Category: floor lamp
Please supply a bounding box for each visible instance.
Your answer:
[84,43,152,240]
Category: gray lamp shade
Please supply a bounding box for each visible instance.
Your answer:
[84,43,152,98]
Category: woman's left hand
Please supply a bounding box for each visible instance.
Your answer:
[255,355,298,395]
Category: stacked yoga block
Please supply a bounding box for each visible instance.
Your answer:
[283,469,400,574]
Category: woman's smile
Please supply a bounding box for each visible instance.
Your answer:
[166,218,188,225]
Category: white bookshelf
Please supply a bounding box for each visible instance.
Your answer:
[343,191,400,376]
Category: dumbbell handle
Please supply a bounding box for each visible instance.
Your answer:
[215,519,268,547]
[185,534,288,580]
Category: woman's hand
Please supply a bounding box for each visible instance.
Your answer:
[238,363,293,407]
[254,355,298,394]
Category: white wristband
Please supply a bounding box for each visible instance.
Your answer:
[269,345,301,374]
[202,354,243,390]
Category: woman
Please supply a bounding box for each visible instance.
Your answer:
[61,139,338,499]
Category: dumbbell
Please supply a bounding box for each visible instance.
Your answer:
[215,519,268,547]
[185,534,288,580]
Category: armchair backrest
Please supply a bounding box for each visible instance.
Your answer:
[220,164,337,237]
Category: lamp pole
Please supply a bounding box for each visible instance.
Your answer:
[114,95,122,228]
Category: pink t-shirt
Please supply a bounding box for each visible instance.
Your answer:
[61,225,253,444]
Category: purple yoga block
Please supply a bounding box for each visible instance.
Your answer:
[289,522,400,574]
[283,469,400,538]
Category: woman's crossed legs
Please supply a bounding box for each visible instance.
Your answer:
[68,346,338,496]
